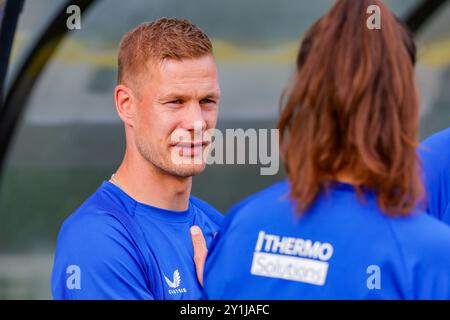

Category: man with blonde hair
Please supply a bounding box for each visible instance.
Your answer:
[51,18,222,300]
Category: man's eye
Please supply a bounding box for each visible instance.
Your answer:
[167,100,182,105]
[200,99,215,105]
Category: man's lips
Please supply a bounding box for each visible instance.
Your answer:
[171,141,211,157]
[172,141,210,148]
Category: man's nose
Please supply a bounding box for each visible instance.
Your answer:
[182,103,207,132]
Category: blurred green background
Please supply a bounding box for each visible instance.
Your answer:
[0,0,449,299]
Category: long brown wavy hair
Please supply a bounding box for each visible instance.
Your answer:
[278,0,423,216]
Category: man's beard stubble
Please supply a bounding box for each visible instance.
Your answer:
[135,135,206,178]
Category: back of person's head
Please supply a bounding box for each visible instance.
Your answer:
[278,0,421,216]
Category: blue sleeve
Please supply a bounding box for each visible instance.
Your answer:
[413,260,450,300]
[444,204,450,224]
[419,128,450,224]
[51,211,154,300]
[391,215,450,300]
[412,241,450,300]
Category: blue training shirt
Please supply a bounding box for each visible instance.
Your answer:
[419,127,450,224]
[204,180,450,299]
[51,181,223,300]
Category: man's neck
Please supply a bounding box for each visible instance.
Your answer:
[111,151,192,212]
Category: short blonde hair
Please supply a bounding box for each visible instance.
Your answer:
[118,18,213,85]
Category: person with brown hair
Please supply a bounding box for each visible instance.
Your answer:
[51,18,222,299]
[203,0,450,299]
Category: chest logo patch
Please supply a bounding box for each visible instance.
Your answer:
[250,231,334,286]
[164,269,188,295]
[164,269,181,288]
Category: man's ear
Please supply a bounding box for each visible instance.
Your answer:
[114,84,136,127]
